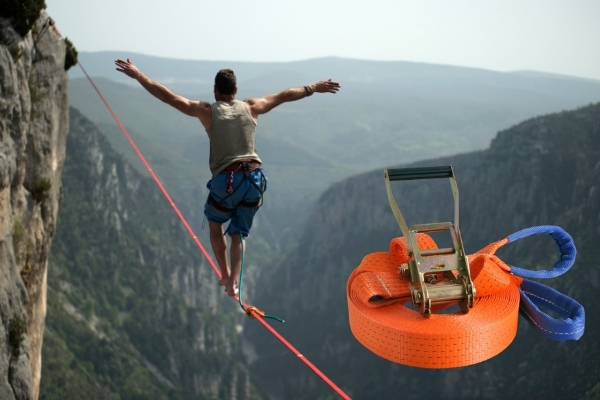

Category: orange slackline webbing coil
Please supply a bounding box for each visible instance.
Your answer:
[347,233,523,369]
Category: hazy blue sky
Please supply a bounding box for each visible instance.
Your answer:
[47,0,600,81]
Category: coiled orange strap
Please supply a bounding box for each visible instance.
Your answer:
[347,233,524,368]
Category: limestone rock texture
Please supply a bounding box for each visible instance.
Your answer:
[0,10,69,400]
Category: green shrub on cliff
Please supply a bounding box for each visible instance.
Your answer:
[0,0,46,37]
[64,37,78,70]
[31,177,52,202]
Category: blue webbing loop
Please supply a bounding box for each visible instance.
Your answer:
[504,225,584,341]
[507,225,577,278]
[518,279,585,340]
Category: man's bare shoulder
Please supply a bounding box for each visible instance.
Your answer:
[243,97,268,120]
[192,100,213,128]
[244,95,277,111]
[192,100,212,114]
[243,97,263,105]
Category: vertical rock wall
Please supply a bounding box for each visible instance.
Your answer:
[0,10,68,400]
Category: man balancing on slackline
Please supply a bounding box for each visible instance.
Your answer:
[115,58,341,297]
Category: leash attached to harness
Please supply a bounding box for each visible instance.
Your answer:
[237,232,285,323]
[347,166,585,368]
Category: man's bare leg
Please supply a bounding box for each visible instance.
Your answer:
[227,233,243,297]
[209,222,230,290]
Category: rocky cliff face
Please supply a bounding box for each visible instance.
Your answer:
[0,11,68,400]
[247,102,600,399]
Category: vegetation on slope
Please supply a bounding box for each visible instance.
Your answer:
[40,108,258,400]
[246,102,600,399]
[0,0,46,37]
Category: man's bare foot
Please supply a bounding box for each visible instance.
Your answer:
[226,281,239,297]
[219,277,229,293]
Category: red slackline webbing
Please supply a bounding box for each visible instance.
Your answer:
[77,61,351,400]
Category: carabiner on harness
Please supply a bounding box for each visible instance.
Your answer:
[226,171,235,193]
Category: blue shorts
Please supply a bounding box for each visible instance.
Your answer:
[204,168,267,237]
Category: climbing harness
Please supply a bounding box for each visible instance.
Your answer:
[76,60,350,399]
[347,166,585,368]
[208,161,267,211]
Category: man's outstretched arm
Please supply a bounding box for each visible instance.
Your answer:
[115,58,211,123]
[246,79,340,118]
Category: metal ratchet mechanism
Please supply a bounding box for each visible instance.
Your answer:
[384,166,475,317]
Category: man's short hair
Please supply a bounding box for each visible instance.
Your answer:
[215,69,237,95]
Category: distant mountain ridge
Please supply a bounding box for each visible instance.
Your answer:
[245,102,600,400]
[71,51,600,85]
[68,51,600,256]
[69,52,600,179]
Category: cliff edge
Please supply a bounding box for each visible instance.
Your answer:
[0,10,69,399]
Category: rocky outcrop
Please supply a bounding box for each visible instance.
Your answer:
[0,10,69,400]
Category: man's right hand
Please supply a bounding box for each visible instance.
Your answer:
[113,58,212,126]
[115,58,143,80]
